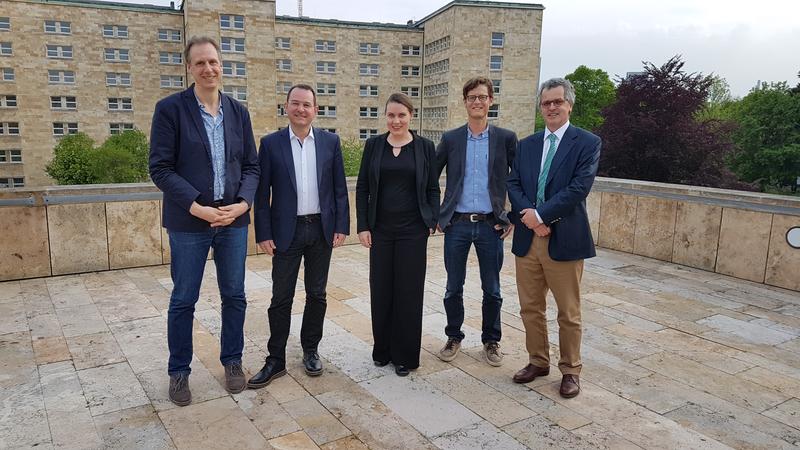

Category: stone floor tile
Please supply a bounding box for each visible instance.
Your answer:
[268,431,321,450]
[159,396,269,449]
[45,276,92,309]
[93,404,175,449]
[27,313,64,340]
[283,351,359,397]
[90,285,161,324]
[502,415,595,449]
[316,331,386,383]
[735,366,800,396]
[0,331,36,388]
[0,299,28,335]
[570,423,644,450]
[55,303,109,338]
[698,314,796,346]
[109,316,169,374]
[778,337,800,354]
[39,360,103,449]
[66,331,126,370]
[0,381,52,449]
[434,420,527,449]
[316,387,437,450]
[20,278,55,318]
[32,335,71,365]
[137,358,227,412]
[424,368,535,427]
[359,374,483,438]
[595,306,665,332]
[763,398,800,430]
[282,395,352,445]
[318,435,368,450]
[422,312,483,349]
[77,362,150,416]
[263,371,314,405]
[234,388,302,440]
[328,313,373,344]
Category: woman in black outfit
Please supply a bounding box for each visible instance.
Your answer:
[355,93,440,376]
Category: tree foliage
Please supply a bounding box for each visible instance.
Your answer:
[45,130,151,185]
[340,137,363,177]
[596,56,751,190]
[535,65,616,132]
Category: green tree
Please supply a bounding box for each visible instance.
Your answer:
[45,132,96,185]
[697,75,736,121]
[45,129,150,185]
[535,65,616,132]
[728,82,800,191]
[340,137,363,177]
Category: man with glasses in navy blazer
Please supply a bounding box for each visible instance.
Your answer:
[149,36,259,406]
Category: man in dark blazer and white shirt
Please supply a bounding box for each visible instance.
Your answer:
[248,84,349,388]
[149,36,259,406]
[507,78,601,398]
[436,77,517,367]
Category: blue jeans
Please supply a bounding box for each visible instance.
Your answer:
[167,226,248,375]
[443,220,504,343]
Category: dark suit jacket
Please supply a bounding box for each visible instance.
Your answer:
[507,124,601,261]
[356,132,440,233]
[253,127,349,252]
[436,124,517,228]
[149,85,259,232]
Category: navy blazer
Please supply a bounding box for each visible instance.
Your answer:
[436,124,517,228]
[507,125,601,261]
[253,127,350,252]
[149,85,260,232]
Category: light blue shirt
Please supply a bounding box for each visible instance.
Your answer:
[455,126,492,214]
[196,92,225,201]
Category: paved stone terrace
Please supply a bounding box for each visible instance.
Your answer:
[1,236,799,449]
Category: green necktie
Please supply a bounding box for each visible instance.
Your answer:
[537,133,558,206]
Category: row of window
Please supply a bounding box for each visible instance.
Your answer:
[0,67,183,89]
[0,177,24,188]
[0,17,182,42]
[0,149,21,163]
[275,60,420,77]
[274,37,421,56]
[0,121,134,136]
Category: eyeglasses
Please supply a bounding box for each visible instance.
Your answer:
[540,99,567,108]
[465,94,491,103]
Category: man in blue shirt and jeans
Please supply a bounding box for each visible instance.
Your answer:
[436,77,518,366]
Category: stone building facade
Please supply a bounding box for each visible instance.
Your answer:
[0,0,543,187]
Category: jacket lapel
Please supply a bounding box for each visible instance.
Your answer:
[454,124,468,180]
[546,125,577,186]
[280,128,298,193]
[221,93,233,162]
[487,125,497,178]
[413,132,425,197]
[371,133,386,185]
[181,86,212,162]
[313,127,324,189]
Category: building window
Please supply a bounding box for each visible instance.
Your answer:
[222,85,247,102]
[159,52,182,65]
[490,56,503,71]
[276,81,292,94]
[0,42,11,56]
[316,83,336,95]
[0,122,20,135]
[109,123,134,134]
[108,97,132,111]
[0,18,9,31]
[488,104,499,119]
[492,79,501,95]
[221,37,245,53]
[423,82,448,97]
[51,96,77,110]
[160,75,184,88]
[318,106,336,117]
[424,36,451,57]
[106,72,131,86]
[1,68,13,81]
[103,25,128,38]
[0,177,24,188]
[401,45,421,56]
[44,20,71,34]
[275,59,292,72]
[359,129,378,140]
[275,37,290,49]
[315,40,336,52]
[52,122,78,136]
[104,48,130,62]
[401,86,420,98]
[277,104,286,116]
[491,32,505,48]
[401,65,420,77]
[424,59,449,75]
[320,128,336,133]
[359,42,379,55]
[158,29,181,42]
[422,106,447,120]
[220,14,245,30]
[223,61,246,77]
[46,45,72,59]
[0,94,16,108]
[0,150,22,163]
[49,70,75,84]
[316,61,336,74]
[359,85,378,97]
[359,64,379,76]
[359,107,378,118]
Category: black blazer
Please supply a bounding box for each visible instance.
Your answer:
[356,132,440,233]
[436,124,517,228]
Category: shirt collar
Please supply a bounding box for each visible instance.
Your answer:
[289,125,315,144]
[193,88,223,115]
[467,124,489,140]
[544,121,570,143]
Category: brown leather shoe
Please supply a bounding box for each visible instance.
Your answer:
[560,374,580,398]
[512,364,550,383]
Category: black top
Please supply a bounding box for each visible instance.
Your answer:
[376,140,426,235]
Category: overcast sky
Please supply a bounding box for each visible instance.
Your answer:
[129,0,798,97]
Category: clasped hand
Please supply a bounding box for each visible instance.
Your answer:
[190,200,249,228]
[519,208,551,237]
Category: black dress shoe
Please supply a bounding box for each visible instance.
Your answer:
[373,360,390,367]
[395,365,410,377]
[247,359,286,389]
[303,351,323,377]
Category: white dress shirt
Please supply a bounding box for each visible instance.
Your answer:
[536,121,570,223]
[288,126,321,215]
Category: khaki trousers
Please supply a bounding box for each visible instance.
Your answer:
[515,235,584,375]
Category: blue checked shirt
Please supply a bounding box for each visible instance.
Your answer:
[455,126,492,214]
[196,93,225,201]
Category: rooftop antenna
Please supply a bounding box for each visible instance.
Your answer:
[298,0,303,17]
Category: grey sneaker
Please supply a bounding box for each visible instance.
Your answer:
[169,373,191,406]
[437,338,461,362]
[483,342,503,367]
[224,363,246,394]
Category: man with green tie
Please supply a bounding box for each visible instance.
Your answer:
[506,78,602,398]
